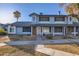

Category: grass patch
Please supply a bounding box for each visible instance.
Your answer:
[45,44,79,55]
[0,45,48,56]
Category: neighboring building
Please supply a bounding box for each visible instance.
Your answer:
[0,23,6,30]
[6,13,79,36]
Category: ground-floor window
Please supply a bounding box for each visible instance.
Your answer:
[10,27,15,32]
[42,27,51,33]
[23,27,31,32]
[54,27,62,32]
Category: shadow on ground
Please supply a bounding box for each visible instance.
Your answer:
[9,45,49,56]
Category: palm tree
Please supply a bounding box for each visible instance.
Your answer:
[13,11,21,22]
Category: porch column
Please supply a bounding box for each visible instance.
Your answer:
[41,26,43,35]
[51,26,53,36]
[63,27,66,36]
[74,27,76,36]
[52,27,54,36]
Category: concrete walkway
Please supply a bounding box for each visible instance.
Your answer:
[1,39,79,45]
[35,45,78,56]
[0,43,7,46]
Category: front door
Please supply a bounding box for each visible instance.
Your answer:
[32,26,36,36]
[42,27,51,35]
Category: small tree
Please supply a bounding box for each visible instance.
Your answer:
[60,3,79,19]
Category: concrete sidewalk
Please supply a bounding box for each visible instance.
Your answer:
[0,39,79,46]
[2,39,79,45]
[35,45,78,56]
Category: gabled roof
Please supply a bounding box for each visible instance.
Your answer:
[0,23,6,27]
[29,13,39,16]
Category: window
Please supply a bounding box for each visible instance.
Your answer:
[39,16,49,21]
[10,27,15,32]
[54,27,62,32]
[76,27,79,32]
[42,27,51,33]
[55,17,65,21]
[23,27,31,32]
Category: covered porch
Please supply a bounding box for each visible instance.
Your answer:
[36,26,79,37]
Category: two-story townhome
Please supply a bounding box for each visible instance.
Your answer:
[6,13,79,37]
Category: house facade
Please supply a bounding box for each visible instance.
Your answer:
[7,13,79,37]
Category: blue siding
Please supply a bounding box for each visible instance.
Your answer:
[16,27,31,35]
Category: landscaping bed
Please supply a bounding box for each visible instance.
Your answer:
[45,35,79,40]
[8,35,36,41]
[45,44,79,55]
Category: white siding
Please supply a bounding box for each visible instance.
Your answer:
[32,15,39,23]
[50,17,54,24]
[32,16,37,23]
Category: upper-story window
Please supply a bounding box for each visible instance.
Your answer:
[55,17,65,21]
[39,16,49,21]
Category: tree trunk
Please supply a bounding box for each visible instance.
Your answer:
[17,18,18,22]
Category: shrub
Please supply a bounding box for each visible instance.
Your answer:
[46,35,53,39]
[0,28,7,35]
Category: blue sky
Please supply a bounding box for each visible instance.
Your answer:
[0,3,67,24]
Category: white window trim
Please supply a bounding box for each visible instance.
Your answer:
[38,21,50,23]
[22,26,32,36]
[8,25,16,34]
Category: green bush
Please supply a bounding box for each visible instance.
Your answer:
[46,35,53,39]
[0,28,7,35]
